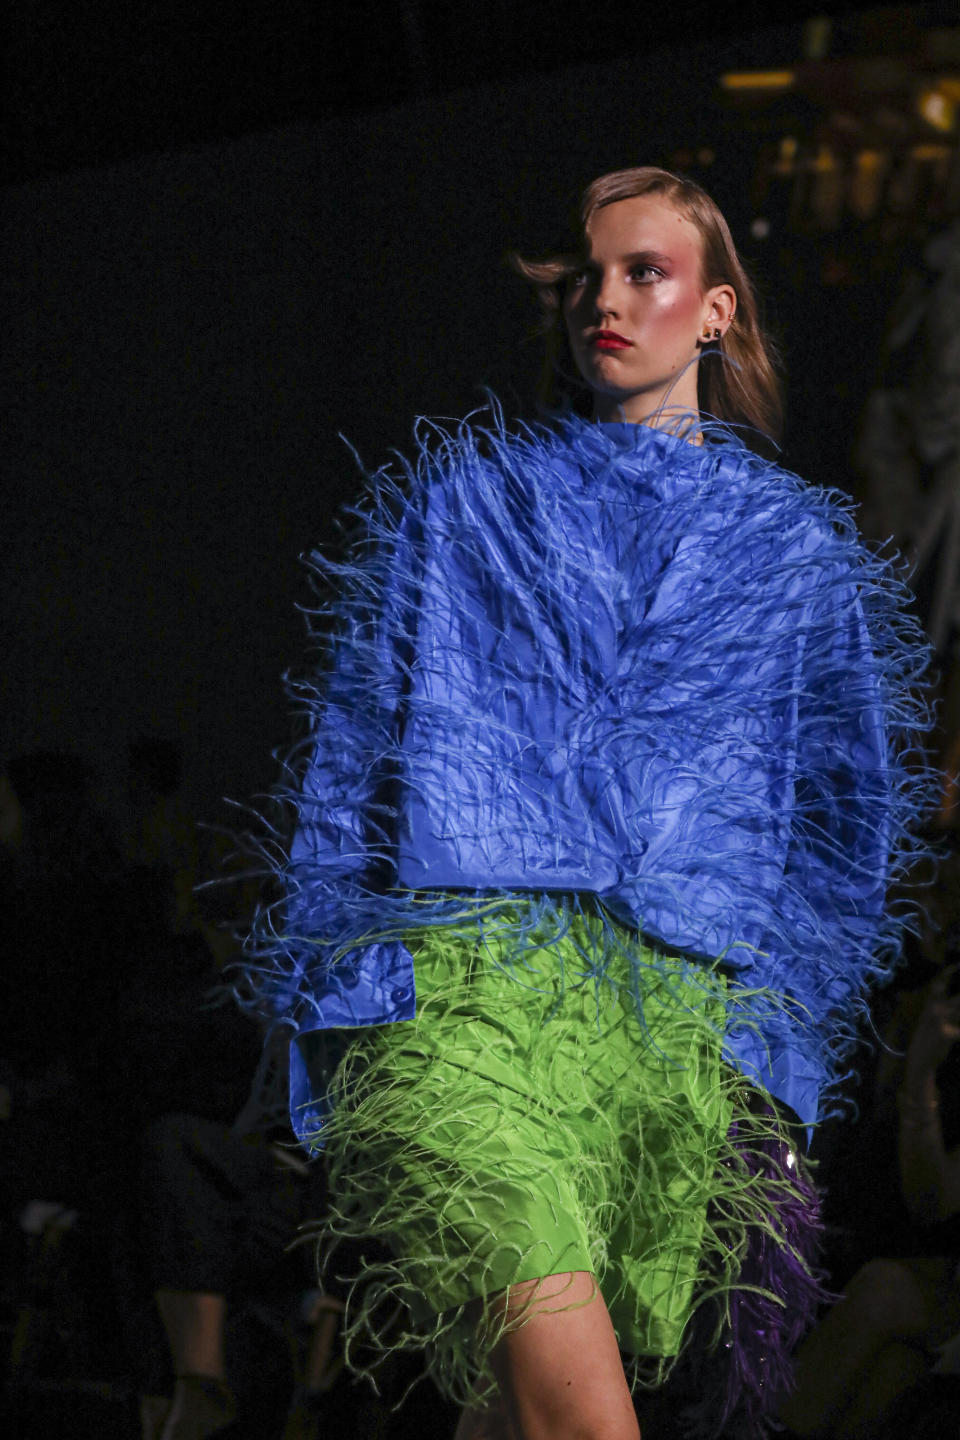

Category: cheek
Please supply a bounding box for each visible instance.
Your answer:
[641,289,703,349]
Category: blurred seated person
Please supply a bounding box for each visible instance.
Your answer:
[0,751,130,1212]
[124,735,201,937]
[779,961,960,1439]
[141,1099,333,1440]
[125,866,353,1440]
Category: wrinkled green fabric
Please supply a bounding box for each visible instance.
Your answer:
[301,911,762,1398]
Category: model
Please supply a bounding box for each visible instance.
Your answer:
[244,168,933,1440]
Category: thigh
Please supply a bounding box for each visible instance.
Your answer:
[487,1272,640,1440]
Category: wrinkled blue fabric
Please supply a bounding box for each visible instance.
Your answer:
[247,412,932,1135]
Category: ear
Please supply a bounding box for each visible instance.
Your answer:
[701,283,737,339]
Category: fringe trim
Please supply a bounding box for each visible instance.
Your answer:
[295,914,828,1436]
[665,1099,831,1439]
[236,403,935,1125]
[308,1070,826,1437]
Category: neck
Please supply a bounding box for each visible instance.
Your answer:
[594,401,703,444]
[591,361,702,431]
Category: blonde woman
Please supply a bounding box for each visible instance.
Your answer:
[246,169,932,1440]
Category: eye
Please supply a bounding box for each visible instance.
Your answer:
[629,263,664,284]
[567,266,591,290]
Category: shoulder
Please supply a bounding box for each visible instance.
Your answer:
[700,434,869,564]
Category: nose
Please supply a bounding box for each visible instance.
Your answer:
[593,270,621,319]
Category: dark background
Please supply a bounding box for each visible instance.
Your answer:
[1,0,903,184]
[3,1,956,828]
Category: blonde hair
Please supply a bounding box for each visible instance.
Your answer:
[514,166,782,442]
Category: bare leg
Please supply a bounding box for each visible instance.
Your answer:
[154,1289,236,1440]
[283,1296,348,1440]
[456,1272,640,1440]
[301,1301,342,1392]
[454,1396,516,1440]
[155,1289,227,1379]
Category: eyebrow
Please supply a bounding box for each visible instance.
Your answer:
[620,249,673,267]
[580,248,673,268]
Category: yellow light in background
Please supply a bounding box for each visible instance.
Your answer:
[918,85,956,132]
[802,15,832,61]
[720,71,796,92]
[772,135,799,175]
[911,142,952,160]
[808,144,843,229]
[849,149,888,219]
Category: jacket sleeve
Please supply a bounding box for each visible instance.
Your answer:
[724,517,932,1122]
[246,490,424,1041]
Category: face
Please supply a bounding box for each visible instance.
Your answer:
[563,192,734,426]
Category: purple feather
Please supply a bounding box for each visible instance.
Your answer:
[678,1102,832,1439]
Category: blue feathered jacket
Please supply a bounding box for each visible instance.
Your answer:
[247,414,931,1137]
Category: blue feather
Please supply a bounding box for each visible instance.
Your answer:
[239,404,936,1129]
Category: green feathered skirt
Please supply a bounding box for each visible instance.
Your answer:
[297,906,816,1412]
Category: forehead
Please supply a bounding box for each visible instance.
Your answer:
[585,193,703,264]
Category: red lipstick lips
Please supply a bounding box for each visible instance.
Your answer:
[590,329,632,350]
